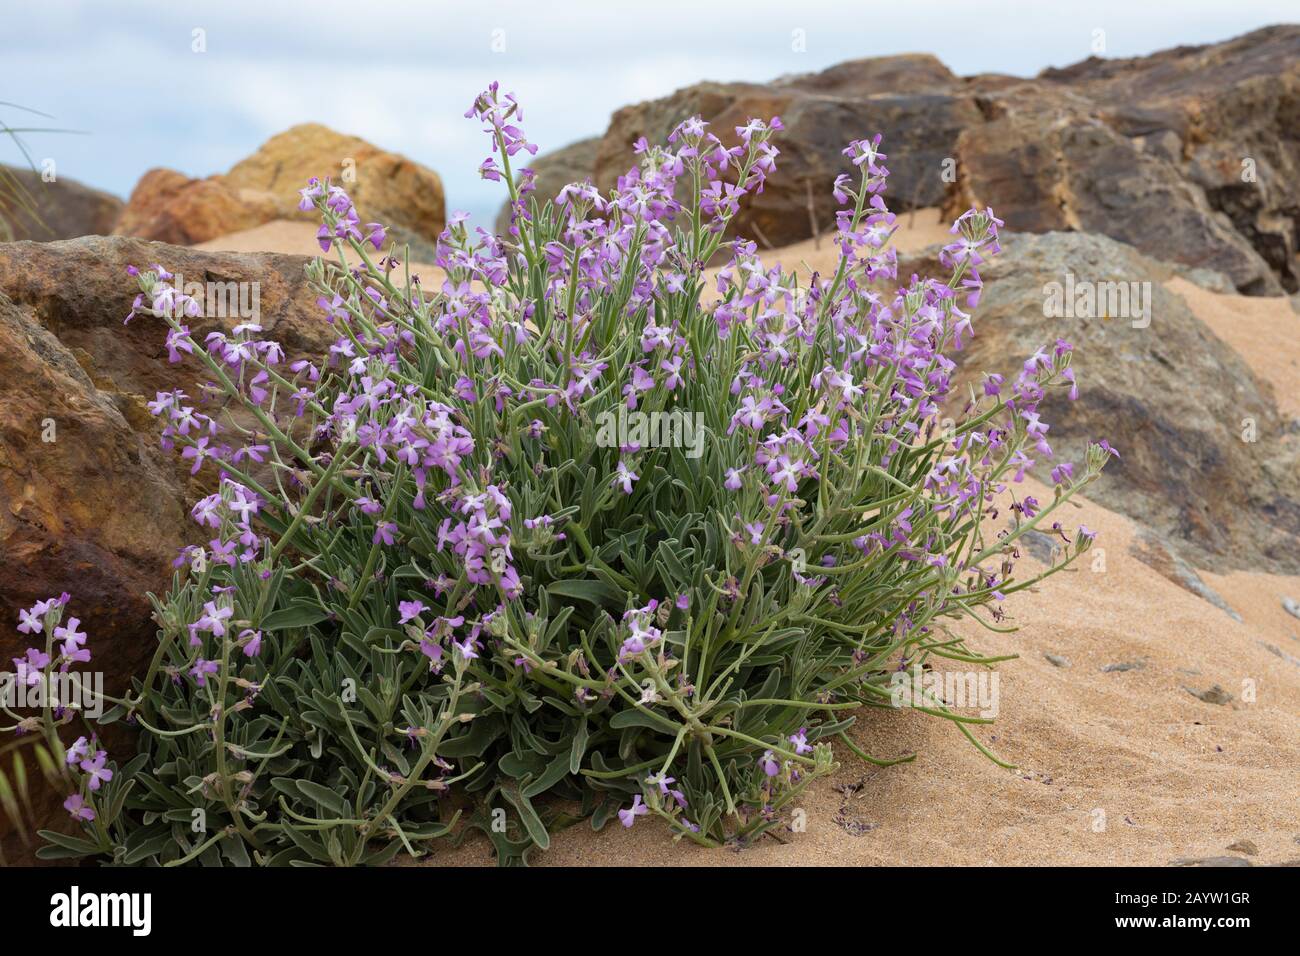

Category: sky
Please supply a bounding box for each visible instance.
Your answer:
[2,1,1295,229]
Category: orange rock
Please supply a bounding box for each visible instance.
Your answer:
[225,123,445,242]
[113,168,277,245]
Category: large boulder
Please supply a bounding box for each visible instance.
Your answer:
[1039,24,1300,292]
[0,235,334,399]
[945,26,1300,295]
[0,286,190,861]
[555,27,1298,294]
[114,124,446,248]
[0,286,189,693]
[942,82,1284,296]
[0,234,335,685]
[0,164,122,241]
[0,235,335,859]
[224,123,445,243]
[943,230,1300,573]
[113,168,279,246]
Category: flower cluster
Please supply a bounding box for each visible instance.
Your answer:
[3,597,121,840]
[24,83,1111,866]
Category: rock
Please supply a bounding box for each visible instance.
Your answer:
[1020,529,1061,564]
[496,136,602,234]
[0,286,188,676]
[1129,530,1242,620]
[224,124,445,243]
[113,125,445,248]
[1184,684,1233,705]
[1101,661,1145,673]
[1283,597,1300,620]
[949,231,1300,575]
[1044,653,1071,668]
[1226,839,1259,856]
[944,82,1283,295]
[1038,25,1300,293]
[0,235,334,400]
[0,287,190,860]
[0,235,334,861]
[591,56,981,248]
[0,235,334,641]
[113,168,279,246]
[0,164,123,241]
[576,28,1300,293]
[1169,856,1252,867]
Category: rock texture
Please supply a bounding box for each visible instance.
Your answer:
[524,27,1299,294]
[0,164,122,241]
[0,235,333,689]
[114,124,445,247]
[947,27,1300,295]
[0,286,188,686]
[1038,26,1300,293]
[945,230,1300,574]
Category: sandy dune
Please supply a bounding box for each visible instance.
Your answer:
[201,210,1300,867]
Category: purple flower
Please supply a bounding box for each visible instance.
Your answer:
[79,750,113,792]
[419,639,444,670]
[789,728,812,755]
[760,750,780,777]
[64,793,95,822]
[618,795,649,828]
[374,521,398,546]
[239,629,262,658]
[398,600,427,624]
[16,603,46,635]
[190,659,219,687]
[612,461,638,495]
[66,736,91,767]
[53,617,86,648]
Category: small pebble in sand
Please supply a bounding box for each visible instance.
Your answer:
[1184,684,1233,705]
[1169,856,1252,867]
[1101,660,1145,673]
[1226,839,1259,856]
[1283,596,1300,620]
[1045,653,1071,668]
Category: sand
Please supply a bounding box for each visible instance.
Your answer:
[1165,276,1300,420]
[200,210,1300,867]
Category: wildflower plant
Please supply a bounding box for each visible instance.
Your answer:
[18,83,1111,865]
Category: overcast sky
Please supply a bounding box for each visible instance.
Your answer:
[3,1,1294,228]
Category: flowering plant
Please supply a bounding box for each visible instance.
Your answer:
[12,83,1110,865]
